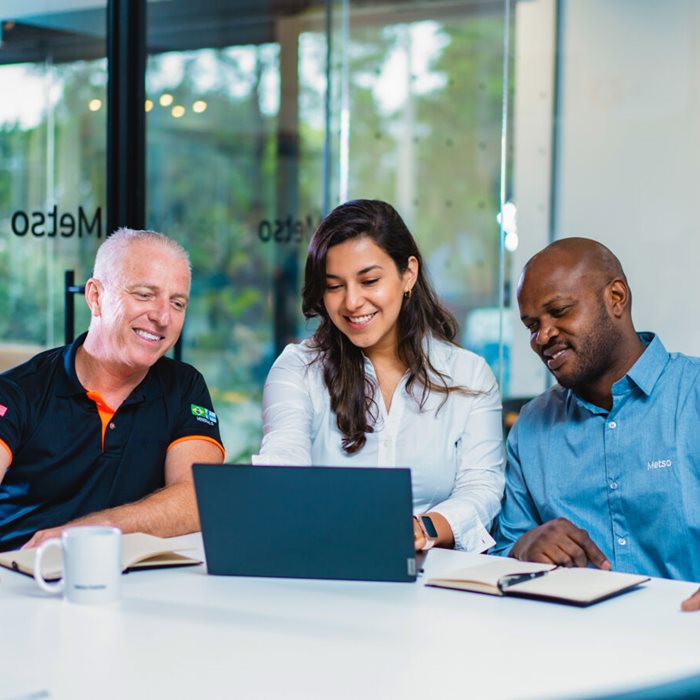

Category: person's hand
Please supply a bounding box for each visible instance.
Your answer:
[22,525,67,549]
[22,513,116,549]
[413,516,428,552]
[681,587,700,612]
[510,517,611,569]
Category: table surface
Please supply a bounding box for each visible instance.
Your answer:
[1,534,699,700]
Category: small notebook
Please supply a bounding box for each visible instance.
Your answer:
[426,556,650,606]
[0,533,201,580]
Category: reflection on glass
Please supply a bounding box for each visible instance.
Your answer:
[146,40,290,460]
[0,6,107,359]
[326,5,509,390]
[145,1,508,459]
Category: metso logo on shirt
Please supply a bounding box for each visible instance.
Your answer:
[647,458,672,470]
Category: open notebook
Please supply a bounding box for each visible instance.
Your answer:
[426,556,650,606]
[0,533,201,580]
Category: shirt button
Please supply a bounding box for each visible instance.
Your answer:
[610,481,618,490]
[109,423,116,430]
[618,537,627,546]
[608,421,617,429]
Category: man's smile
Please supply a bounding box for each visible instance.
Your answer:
[543,344,572,371]
[134,328,164,342]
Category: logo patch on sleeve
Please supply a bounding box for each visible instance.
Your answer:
[0,404,7,417]
[191,404,217,425]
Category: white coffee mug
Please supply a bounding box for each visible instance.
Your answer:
[34,526,122,604]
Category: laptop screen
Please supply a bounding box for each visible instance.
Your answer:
[193,464,417,582]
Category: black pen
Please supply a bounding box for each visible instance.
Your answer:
[497,568,555,593]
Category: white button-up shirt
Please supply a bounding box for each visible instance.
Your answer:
[253,337,504,552]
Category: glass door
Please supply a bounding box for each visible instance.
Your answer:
[0,1,107,366]
[145,0,510,459]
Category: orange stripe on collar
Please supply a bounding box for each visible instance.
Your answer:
[86,390,116,451]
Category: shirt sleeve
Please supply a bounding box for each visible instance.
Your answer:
[252,345,314,465]
[490,416,543,556]
[429,359,505,552]
[0,377,29,466]
[167,368,224,457]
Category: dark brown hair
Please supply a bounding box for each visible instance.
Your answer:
[302,199,469,454]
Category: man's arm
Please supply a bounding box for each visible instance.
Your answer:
[0,445,9,485]
[490,421,542,555]
[23,439,224,548]
[681,588,700,612]
[492,419,610,569]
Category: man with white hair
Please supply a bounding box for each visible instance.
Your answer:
[0,228,224,551]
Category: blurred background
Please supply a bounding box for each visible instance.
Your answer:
[1,0,698,458]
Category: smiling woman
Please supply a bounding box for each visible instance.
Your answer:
[321,235,417,389]
[254,199,505,554]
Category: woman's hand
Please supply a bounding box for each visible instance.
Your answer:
[413,512,455,551]
[413,515,431,551]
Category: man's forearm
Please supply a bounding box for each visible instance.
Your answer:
[69,481,199,536]
[23,481,200,549]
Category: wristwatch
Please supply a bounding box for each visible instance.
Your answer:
[415,514,438,551]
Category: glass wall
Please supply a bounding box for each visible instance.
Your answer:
[144,0,326,461]
[2,0,698,454]
[327,1,509,382]
[0,2,107,369]
[144,0,509,459]
[507,0,700,400]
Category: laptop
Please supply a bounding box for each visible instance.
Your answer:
[193,464,418,582]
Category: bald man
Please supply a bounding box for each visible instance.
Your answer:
[491,238,700,611]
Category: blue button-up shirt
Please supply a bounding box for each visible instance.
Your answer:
[492,333,700,581]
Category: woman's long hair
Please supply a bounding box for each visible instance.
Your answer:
[302,199,469,454]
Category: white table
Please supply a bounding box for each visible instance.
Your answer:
[1,535,699,700]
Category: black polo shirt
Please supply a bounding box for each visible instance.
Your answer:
[0,333,224,551]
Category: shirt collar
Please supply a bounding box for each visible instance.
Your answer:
[57,331,163,403]
[616,332,669,397]
[56,332,89,396]
[125,366,163,404]
[569,332,668,415]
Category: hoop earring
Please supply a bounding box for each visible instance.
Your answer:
[404,289,412,300]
